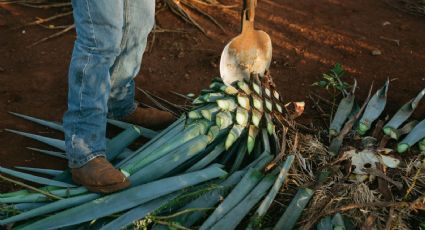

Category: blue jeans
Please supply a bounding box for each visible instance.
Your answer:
[63,0,155,168]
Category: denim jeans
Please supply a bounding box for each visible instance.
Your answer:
[63,0,155,168]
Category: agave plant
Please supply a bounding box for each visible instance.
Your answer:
[0,72,302,229]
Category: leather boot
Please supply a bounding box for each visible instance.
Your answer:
[71,157,130,194]
[122,107,175,129]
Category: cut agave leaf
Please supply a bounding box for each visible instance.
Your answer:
[209,174,276,230]
[247,125,259,154]
[200,168,264,230]
[383,88,425,136]
[397,119,425,153]
[236,107,249,127]
[253,155,295,218]
[216,111,233,129]
[217,98,237,111]
[273,188,314,230]
[251,109,263,127]
[225,125,245,150]
[19,167,227,230]
[358,80,389,135]
[167,171,245,228]
[329,93,355,136]
[237,93,251,110]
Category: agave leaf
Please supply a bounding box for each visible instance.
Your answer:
[99,194,178,230]
[106,126,142,160]
[209,174,276,230]
[19,167,227,230]
[9,112,63,132]
[0,166,76,188]
[397,119,425,153]
[383,88,425,136]
[13,202,48,212]
[0,187,87,203]
[358,80,389,135]
[122,122,206,173]
[273,188,314,230]
[230,138,248,173]
[332,213,346,229]
[329,93,355,136]
[167,171,245,228]
[316,216,333,230]
[200,168,264,230]
[116,117,185,168]
[26,147,67,159]
[200,92,226,103]
[129,135,209,185]
[253,155,295,218]
[107,119,158,139]
[201,105,221,121]
[0,193,100,226]
[15,166,63,177]
[225,125,245,150]
[189,104,216,119]
[5,129,65,151]
[186,143,226,172]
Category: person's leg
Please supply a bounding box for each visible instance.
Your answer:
[107,0,155,119]
[106,0,174,129]
[63,0,129,193]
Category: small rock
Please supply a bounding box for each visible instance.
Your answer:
[21,30,26,34]
[382,21,391,26]
[0,67,4,72]
[371,49,382,56]
[184,73,190,80]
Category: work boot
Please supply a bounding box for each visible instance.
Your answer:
[122,107,175,129]
[71,157,130,194]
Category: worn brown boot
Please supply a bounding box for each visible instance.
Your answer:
[71,157,130,194]
[122,107,175,129]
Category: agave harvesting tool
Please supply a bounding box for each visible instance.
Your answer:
[220,0,272,85]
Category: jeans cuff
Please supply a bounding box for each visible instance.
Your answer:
[68,151,106,168]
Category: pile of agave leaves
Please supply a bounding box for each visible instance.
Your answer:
[0,66,424,229]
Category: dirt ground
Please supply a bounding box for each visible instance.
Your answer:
[0,0,424,195]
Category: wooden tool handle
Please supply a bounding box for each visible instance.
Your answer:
[241,0,256,32]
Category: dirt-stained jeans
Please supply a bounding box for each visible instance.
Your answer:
[63,0,155,168]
